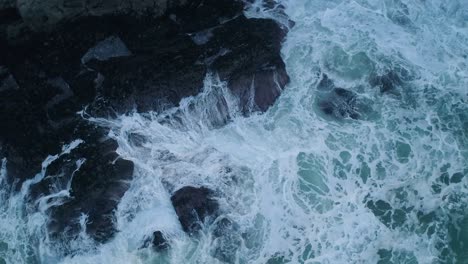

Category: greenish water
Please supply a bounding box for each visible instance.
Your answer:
[0,0,467,263]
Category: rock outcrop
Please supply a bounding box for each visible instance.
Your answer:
[0,0,290,249]
[170,186,219,234]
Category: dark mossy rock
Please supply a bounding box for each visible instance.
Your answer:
[171,186,219,234]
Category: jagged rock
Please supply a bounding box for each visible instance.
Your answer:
[152,231,170,251]
[319,88,360,120]
[46,135,133,243]
[316,74,374,120]
[170,186,219,234]
[141,230,169,251]
[81,36,131,64]
[0,0,289,249]
[369,66,412,94]
[316,75,359,119]
[209,15,289,113]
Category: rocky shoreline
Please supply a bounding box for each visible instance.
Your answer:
[0,0,289,252]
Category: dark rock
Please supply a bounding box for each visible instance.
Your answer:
[170,0,244,32]
[209,15,289,113]
[170,186,219,234]
[16,0,180,32]
[152,231,169,251]
[0,0,289,250]
[316,74,359,119]
[369,71,403,93]
[319,88,360,120]
[316,73,335,91]
[81,35,132,64]
[141,230,169,251]
[0,7,20,24]
[86,34,206,114]
[27,121,134,244]
[316,74,376,120]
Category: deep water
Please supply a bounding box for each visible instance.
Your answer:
[1,0,468,263]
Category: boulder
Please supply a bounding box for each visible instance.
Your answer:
[209,15,289,113]
[170,186,219,234]
[151,231,170,251]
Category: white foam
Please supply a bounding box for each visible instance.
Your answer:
[1,0,468,263]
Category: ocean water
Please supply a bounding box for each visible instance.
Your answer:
[1,0,467,263]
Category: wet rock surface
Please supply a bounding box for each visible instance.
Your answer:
[142,231,170,251]
[0,0,289,247]
[170,186,219,234]
[210,16,289,113]
[316,74,373,120]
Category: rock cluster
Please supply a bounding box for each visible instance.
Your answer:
[0,0,290,251]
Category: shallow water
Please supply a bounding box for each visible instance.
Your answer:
[1,0,468,263]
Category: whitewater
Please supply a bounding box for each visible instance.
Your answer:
[1,0,467,263]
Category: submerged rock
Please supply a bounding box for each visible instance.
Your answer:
[369,70,406,94]
[170,186,219,234]
[151,231,170,251]
[319,88,360,120]
[142,230,169,251]
[316,74,360,119]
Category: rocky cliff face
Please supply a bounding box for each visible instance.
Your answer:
[0,0,290,253]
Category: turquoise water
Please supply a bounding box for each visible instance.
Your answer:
[1,0,467,263]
